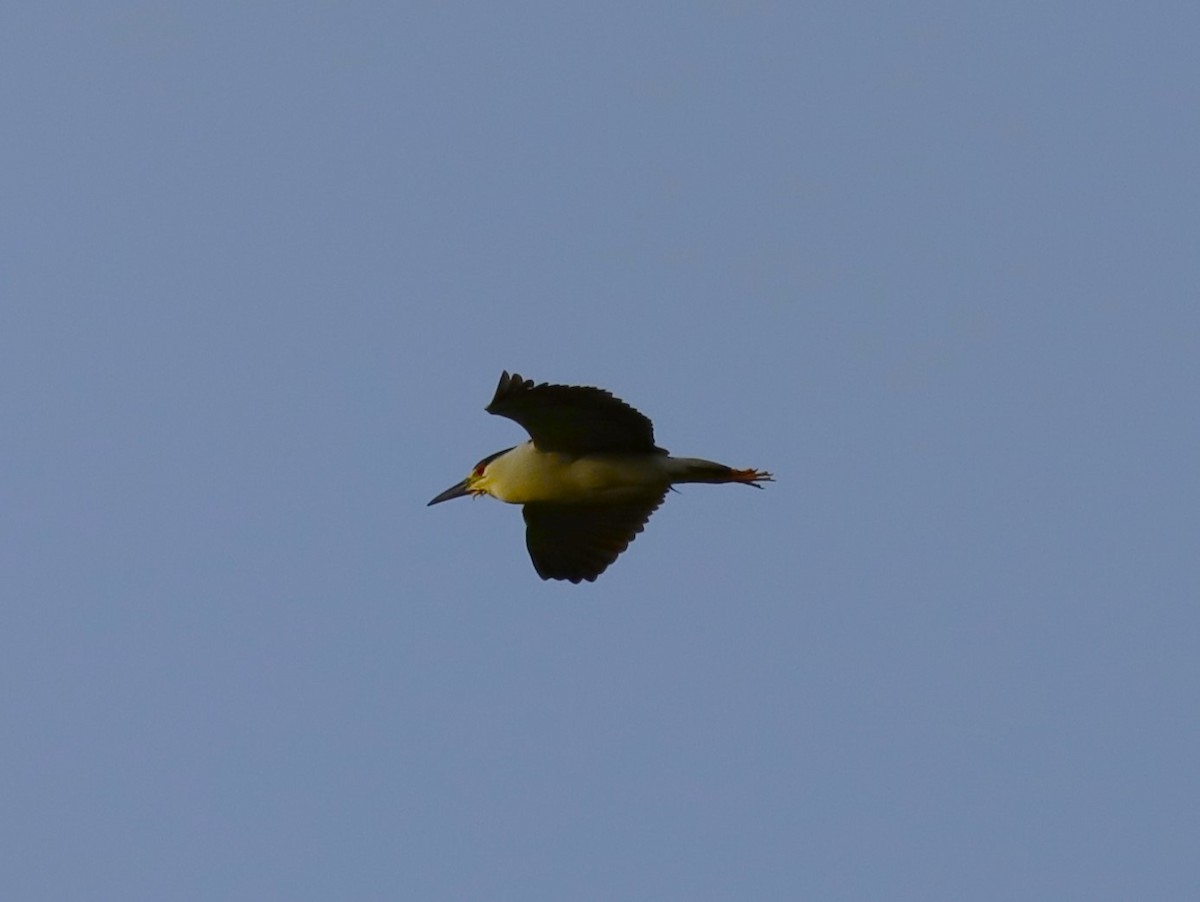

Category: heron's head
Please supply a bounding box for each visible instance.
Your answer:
[427,447,512,505]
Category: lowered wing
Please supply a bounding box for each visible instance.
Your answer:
[522,491,667,583]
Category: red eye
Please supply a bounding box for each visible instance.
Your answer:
[473,463,486,477]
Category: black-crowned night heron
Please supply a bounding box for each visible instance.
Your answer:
[428,371,772,583]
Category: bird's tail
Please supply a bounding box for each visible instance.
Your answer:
[666,458,774,488]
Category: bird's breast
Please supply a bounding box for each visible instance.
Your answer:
[487,443,669,504]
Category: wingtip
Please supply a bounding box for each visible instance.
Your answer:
[487,370,534,411]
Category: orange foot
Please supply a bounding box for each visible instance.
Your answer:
[730,468,774,488]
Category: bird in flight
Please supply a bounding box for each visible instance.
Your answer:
[428,371,773,583]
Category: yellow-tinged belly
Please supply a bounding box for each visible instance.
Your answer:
[487,444,667,504]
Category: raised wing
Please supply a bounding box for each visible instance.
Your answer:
[522,491,667,583]
[486,371,661,454]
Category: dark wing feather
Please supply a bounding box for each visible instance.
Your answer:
[486,371,661,454]
[522,492,667,583]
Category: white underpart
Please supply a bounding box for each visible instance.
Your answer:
[481,441,734,504]
[480,442,665,503]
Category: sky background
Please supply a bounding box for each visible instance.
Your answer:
[3,3,1198,900]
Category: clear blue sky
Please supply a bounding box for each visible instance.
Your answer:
[3,3,1197,900]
